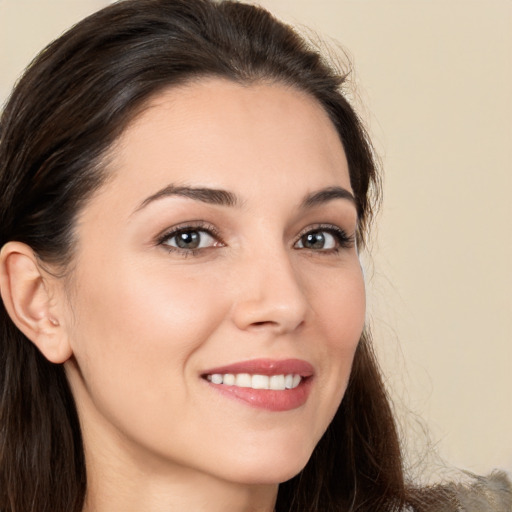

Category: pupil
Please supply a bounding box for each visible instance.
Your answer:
[304,232,325,249]
[176,231,200,249]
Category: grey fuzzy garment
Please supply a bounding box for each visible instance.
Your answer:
[407,471,512,511]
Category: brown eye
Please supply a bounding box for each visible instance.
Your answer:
[296,230,337,250]
[294,225,354,252]
[163,229,217,250]
[303,232,327,249]
[174,230,200,249]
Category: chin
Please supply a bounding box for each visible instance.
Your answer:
[217,446,314,486]
[225,465,308,486]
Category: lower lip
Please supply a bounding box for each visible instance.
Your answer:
[204,378,312,412]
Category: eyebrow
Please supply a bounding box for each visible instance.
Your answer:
[134,184,355,214]
[300,186,356,209]
[135,185,239,213]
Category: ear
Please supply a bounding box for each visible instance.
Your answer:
[0,241,72,363]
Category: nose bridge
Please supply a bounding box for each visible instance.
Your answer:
[231,238,309,333]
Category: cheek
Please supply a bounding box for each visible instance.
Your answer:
[65,258,229,417]
[72,257,226,348]
[308,262,366,419]
[314,261,366,353]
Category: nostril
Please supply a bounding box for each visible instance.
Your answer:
[247,318,305,334]
[249,320,290,329]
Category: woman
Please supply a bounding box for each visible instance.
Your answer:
[0,1,509,511]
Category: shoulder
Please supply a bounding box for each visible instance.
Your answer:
[406,471,512,512]
[454,472,512,512]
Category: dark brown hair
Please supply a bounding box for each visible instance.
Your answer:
[0,1,403,511]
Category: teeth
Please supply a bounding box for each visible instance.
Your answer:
[206,373,303,390]
[210,374,223,385]
[223,373,236,386]
[251,375,269,389]
[235,373,251,387]
[269,374,285,390]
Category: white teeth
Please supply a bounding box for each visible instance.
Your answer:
[206,373,303,390]
[251,375,269,389]
[235,373,252,387]
[223,373,235,386]
[269,374,285,390]
[210,374,223,384]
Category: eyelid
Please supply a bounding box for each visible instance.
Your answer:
[156,221,224,250]
[154,221,354,257]
[294,223,355,250]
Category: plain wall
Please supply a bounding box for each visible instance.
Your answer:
[1,0,511,480]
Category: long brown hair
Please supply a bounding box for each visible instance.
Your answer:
[0,1,404,511]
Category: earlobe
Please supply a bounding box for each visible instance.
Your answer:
[0,242,72,363]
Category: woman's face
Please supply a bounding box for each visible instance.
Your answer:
[62,78,365,485]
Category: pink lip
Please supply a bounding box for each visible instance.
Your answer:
[202,358,314,377]
[201,358,314,412]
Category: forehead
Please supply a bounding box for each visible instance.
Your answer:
[99,78,351,211]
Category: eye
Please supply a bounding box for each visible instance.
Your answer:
[158,224,222,254]
[294,226,353,252]
[296,230,336,250]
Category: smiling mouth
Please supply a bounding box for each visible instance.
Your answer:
[201,358,314,411]
[204,373,303,390]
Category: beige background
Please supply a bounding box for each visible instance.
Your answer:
[1,0,510,480]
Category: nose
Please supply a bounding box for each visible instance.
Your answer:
[230,247,309,335]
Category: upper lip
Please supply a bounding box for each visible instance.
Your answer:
[201,358,314,377]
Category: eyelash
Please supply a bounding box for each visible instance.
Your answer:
[295,224,355,254]
[157,221,223,257]
[156,222,354,257]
